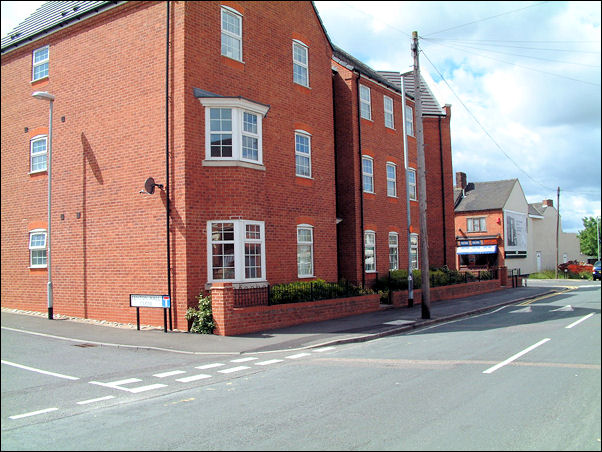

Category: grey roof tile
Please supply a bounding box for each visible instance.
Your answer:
[455,179,518,212]
[2,1,123,53]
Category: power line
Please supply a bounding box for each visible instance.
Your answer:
[423,39,600,68]
[422,1,550,37]
[420,48,556,192]
[422,39,601,86]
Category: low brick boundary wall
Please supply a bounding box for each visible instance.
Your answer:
[390,278,502,307]
[210,283,381,336]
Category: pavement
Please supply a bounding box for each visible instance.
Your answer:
[1,279,595,356]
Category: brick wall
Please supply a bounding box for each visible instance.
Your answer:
[1,1,338,329]
[390,278,502,307]
[211,283,381,335]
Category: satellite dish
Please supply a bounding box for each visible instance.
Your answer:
[144,177,157,195]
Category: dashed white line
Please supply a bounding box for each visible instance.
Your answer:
[1,360,79,381]
[255,359,283,366]
[176,374,212,383]
[77,395,115,405]
[286,353,311,359]
[9,408,58,419]
[565,313,594,329]
[154,370,186,378]
[218,366,250,374]
[230,357,258,363]
[128,384,167,393]
[313,346,336,353]
[196,363,225,369]
[483,338,551,374]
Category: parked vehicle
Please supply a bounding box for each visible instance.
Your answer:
[593,261,601,281]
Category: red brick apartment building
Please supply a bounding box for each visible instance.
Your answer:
[1,1,455,332]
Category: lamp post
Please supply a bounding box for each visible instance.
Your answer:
[32,91,55,320]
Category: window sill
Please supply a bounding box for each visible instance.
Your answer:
[29,266,47,270]
[205,281,268,290]
[203,160,266,171]
[31,76,49,87]
[29,170,48,176]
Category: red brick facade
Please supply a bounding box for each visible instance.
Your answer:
[1,1,456,332]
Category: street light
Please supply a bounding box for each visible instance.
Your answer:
[32,91,55,320]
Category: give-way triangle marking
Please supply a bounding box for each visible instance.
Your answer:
[510,306,532,313]
[551,305,573,312]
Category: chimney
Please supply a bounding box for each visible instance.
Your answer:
[456,172,467,190]
[542,199,554,207]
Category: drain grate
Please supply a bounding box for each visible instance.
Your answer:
[73,343,97,348]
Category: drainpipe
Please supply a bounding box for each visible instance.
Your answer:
[165,0,172,329]
[438,116,447,267]
[400,75,413,306]
[355,71,366,289]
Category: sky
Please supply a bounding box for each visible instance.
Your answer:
[2,1,600,233]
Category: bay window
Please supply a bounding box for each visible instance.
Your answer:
[208,220,265,283]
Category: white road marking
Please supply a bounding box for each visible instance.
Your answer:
[565,313,594,329]
[483,338,551,374]
[1,360,79,380]
[176,374,212,383]
[218,366,250,374]
[551,305,573,312]
[89,378,166,393]
[230,357,258,363]
[128,384,167,393]
[195,363,225,369]
[255,359,283,366]
[153,370,186,378]
[77,395,115,405]
[286,353,311,359]
[509,306,532,313]
[10,408,58,419]
[313,346,336,353]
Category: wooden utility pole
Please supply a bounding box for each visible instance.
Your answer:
[412,31,431,319]
[555,186,560,279]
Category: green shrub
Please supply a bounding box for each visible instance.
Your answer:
[269,279,372,305]
[185,294,215,334]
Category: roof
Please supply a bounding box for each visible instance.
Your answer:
[378,71,445,116]
[1,1,124,54]
[455,179,518,213]
[528,203,545,217]
[332,46,402,94]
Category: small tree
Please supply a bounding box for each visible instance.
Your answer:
[577,216,601,258]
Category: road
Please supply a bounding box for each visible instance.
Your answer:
[1,282,600,450]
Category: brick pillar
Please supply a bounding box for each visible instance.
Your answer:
[499,266,508,287]
[210,283,234,336]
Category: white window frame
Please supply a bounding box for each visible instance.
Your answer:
[295,130,312,178]
[362,156,374,193]
[386,162,397,197]
[364,230,376,273]
[30,135,48,173]
[292,40,309,87]
[32,46,49,81]
[408,168,417,201]
[384,95,394,129]
[221,6,242,62]
[297,224,314,278]
[405,105,414,137]
[467,217,487,232]
[201,98,269,165]
[410,233,419,270]
[359,85,371,120]
[29,229,47,268]
[207,220,266,283]
[388,232,399,271]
